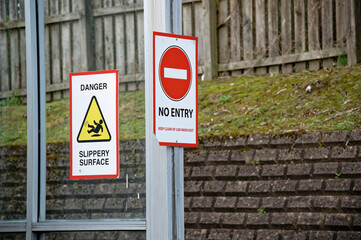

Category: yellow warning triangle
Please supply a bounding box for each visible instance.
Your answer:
[77,96,111,142]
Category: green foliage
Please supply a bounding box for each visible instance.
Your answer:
[257,208,266,214]
[335,173,341,179]
[220,95,231,104]
[0,92,22,106]
[337,55,348,66]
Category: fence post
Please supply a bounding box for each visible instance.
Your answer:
[202,0,217,80]
[347,0,361,65]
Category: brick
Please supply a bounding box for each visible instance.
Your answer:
[191,197,214,208]
[271,213,295,225]
[184,197,192,209]
[295,132,321,145]
[84,198,106,210]
[254,149,277,162]
[325,179,352,192]
[184,181,203,193]
[324,213,351,227]
[288,196,313,209]
[341,196,361,209]
[184,150,207,163]
[208,229,232,239]
[297,213,323,226]
[279,230,307,240]
[273,180,297,192]
[248,181,272,193]
[331,146,357,159]
[256,230,279,240]
[238,165,260,177]
[224,135,247,147]
[270,134,296,145]
[204,181,226,193]
[214,197,237,208]
[215,165,237,177]
[336,232,361,240]
[262,197,286,209]
[353,179,361,191]
[232,230,255,240]
[349,129,361,142]
[202,137,223,147]
[308,231,335,240]
[199,212,221,224]
[353,214,361,227]
[261,165,285,177]
[298,179,323,192]
[225,181,247,193]
[237,197,261,209]
[184,166,192,177]
[221,212,245,225]
[247,134,270,146]
[104,198,125,210]
[341,162,361,175]
[321,130,348,143]
[191,166,214,178]
[184,212,198,224]
[185,229,208,239]
[246,213,270,225]
[314,162,339,175]
[314,196,339,209]
[287,163,312,176]
[231,150,254,162]
[304,147,329,159]
[278,149,303,161]
[207,150,230,162]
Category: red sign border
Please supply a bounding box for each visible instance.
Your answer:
[153,31,198,148]
[70,70,119,179]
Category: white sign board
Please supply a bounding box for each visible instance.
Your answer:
[70,70,119,179]
[153,32,198,147]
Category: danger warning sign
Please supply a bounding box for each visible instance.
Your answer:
[77,96,111,142]
[70,70,118,179]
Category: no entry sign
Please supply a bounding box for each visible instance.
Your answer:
[153,32,198,147]
[70,70,119,179]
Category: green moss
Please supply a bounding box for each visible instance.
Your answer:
[1,65,361,145]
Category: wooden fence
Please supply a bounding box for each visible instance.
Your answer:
[0,0,360,101]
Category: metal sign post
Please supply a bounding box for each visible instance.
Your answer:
[145,0,186,239]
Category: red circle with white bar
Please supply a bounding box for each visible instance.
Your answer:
[159,46,191,101]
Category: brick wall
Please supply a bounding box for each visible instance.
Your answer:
[184,130,361,239]
[1,130,360,239]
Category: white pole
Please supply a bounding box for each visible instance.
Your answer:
[145,0,184,239]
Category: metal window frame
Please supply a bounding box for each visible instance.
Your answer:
[0,0,146,238]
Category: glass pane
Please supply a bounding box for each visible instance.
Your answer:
[0,233,26,240]
[45,0,146,220]
[44,231,145,240]
[0,0,27,221]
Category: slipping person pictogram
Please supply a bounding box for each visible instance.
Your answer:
[77,96,111,142]
[88,119,103,136]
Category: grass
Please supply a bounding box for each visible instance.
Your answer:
[1,65,361,145]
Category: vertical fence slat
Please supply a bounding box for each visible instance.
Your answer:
[94,0,104,70]
[268,0,279,74]
[255,0,267,74]
[137,10,144,74]
[230,0,241,64]
[125,0,137,91]
[281,0,293,73]
[294,0,306,72]
[9,0,20,91]
[218,0,229,65]
[44,0,51,101]
[182,3,193,36]
[104,0,115,70]
[322,0,334,68]
[242,0,253,73]
[336,0,345,47]
[19,0,27,90]
[51,0,61,100]
[114,0,126,91]
[347,0,359,65]
[72,0,84,73]
[0,1,9,92]
[308,0,320,70]
[61,0,71,98]
[194,2,204,67]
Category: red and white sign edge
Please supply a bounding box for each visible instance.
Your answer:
[70,70,119,179]
[153,32,198,147]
